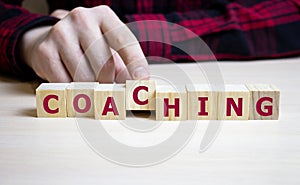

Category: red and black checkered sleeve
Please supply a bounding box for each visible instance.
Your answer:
[126,0,300,62]
[0,1,59,79]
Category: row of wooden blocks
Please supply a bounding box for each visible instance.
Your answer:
[36,81,280,120]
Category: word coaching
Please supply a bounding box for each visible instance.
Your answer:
[36,81,280,120]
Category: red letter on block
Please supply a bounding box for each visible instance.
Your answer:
[102,97,119,116]
[226,98,243,116]
[164,98,180,117]
[133,86,148,105]
[43,95,59,114]
[256,97,273,116]
[73,94,91,113]
[198,97,208,116]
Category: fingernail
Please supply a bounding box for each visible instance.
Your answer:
[132,66,149,80]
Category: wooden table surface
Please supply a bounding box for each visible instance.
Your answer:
[0,58,299,185]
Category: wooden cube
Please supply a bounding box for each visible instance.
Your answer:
[94,84,126,120]
[126,80,156,110]
[186,84,218,120]
[246,84,280,120]
[67,82,98,117]
[218,84,250,120]
[36,83,69,117]
[156,85,187,121]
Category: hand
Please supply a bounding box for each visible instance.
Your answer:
[19,6,150,83]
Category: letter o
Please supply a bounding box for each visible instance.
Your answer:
[73,94,91,113]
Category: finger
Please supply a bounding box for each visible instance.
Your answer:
[51,20,95,82]
[66,7,115,83]
[111,49,132,83]
[58,42,95,82]
[104,23,150,80]
[32,42,72,82]
[92,6,150,80]
[51,9,70,19]
[97,56,115,83]
[42,56,72,83]
[46,60,72,83]
[83,36,115,83]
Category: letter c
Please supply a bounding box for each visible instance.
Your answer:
[133,86,148,105]
[43,95,59,114]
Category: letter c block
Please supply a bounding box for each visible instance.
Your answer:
[126,80,156,110]
[36,83,69,117]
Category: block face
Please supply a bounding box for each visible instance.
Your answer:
[156,86,187,121]
[126,80,156,110]
[246,84,280,120]
[186,84,218,120]
[218,84,250,120]
[94,84,125,120]
[67,82,98,117]
[36,83,69,117]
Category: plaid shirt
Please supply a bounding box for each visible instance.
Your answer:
[1,0,300,79]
